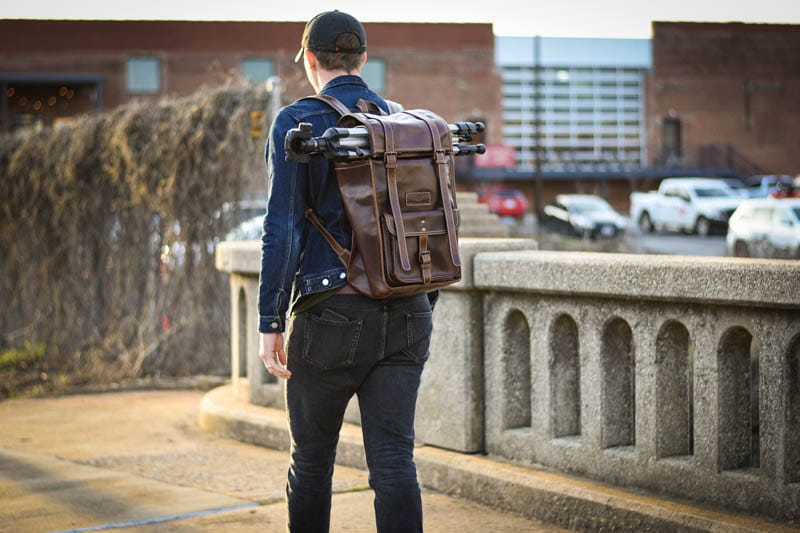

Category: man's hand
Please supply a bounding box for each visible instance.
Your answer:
[259,332,291,380]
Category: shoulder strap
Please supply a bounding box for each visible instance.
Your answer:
[305,208,350,267]
[300,95,358,268]
[310,94,402,116]
[356,98,385,115]
[386,100,404,114]
[309,94,352,116]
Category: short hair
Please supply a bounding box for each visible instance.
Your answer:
[313,33,363,72]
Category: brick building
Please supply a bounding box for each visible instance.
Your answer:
[5,19,798,211]
[648,21,800,176]
[0,20,502,141]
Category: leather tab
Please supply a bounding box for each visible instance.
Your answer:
[419,234,431,284]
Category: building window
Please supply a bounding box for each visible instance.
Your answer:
[500,62,646,169]
[127,57,161,94]
[241,58,275,84]
[361,59,386,93]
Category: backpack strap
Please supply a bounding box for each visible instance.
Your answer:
[405,111,461,267]
[299,94,354,267]
[308,94,399,116]
[380,118,412,271]
[356,98,384,115]
[309,94,353,116]
[304,208,351,267]
[386,100,404,114]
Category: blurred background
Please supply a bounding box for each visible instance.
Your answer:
[1,0,798,397]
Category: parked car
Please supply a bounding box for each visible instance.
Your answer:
[726,198,800,259]
[719,177,749,198]
[744,175,794,198]
[769,175,800,199]
[478,188,529,218]
[630,177,742,236]
[542,194,628,239]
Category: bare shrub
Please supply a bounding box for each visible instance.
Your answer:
[0,83,271,396]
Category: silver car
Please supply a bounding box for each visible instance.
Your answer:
[726,198,800,259]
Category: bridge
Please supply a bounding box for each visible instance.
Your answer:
[211,237,800,528]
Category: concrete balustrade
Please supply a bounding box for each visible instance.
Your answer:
[215,239,800,521]
[478,251,800,521]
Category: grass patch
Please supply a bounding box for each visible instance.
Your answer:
[0,341,45,371]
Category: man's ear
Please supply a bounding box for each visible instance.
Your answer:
[358,52,367,71]
[304,49,317,69]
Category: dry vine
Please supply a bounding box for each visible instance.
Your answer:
[0,82,272,397]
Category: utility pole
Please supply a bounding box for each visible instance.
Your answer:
[533,35,544,229]
[266,76,282,119]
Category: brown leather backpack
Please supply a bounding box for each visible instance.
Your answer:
[304,95,461,299]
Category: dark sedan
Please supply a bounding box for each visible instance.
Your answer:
[542,194,628,239]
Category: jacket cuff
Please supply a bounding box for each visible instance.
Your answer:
[259,315,284,333]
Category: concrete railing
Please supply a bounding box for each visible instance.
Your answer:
[215,239,800,521]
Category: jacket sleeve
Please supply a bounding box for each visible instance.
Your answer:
[257,108,308,333]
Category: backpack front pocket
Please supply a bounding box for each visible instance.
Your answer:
[382,209,461,286]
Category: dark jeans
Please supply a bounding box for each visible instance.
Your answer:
[284,292,433,533]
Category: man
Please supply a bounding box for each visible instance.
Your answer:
[258,10,434,533]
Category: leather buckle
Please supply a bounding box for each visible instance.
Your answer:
[384,151,397,168]
[419,250,431,266]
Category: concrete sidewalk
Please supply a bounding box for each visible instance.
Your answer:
[0,389,561,532]
[1,388,796,532]
[200,386,799,532]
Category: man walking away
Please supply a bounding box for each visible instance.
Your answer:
[257,10,435,533]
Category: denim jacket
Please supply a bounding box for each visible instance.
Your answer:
[257,76,391,333]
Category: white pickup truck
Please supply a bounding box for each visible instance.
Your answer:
[629,178,743,236]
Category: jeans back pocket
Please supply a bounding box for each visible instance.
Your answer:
[401,310,433,363]
[303,308,363,370]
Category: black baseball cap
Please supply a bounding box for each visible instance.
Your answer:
[294,10,367,63]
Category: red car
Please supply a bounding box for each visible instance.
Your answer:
[478,189,529,218]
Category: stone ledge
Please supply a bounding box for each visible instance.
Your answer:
[198,385,793,532]
[216,238,538,288]
[215,240,261,274]
[474,250,800,308]
[451,238,537,289]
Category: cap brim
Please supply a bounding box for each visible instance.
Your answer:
[294,47,304,63]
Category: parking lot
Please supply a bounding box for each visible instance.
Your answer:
[506,215,729,257]
[623,226,728,256]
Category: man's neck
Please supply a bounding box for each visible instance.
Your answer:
[315,69,357,93]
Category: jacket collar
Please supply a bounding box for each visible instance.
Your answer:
[321,75,367,92]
